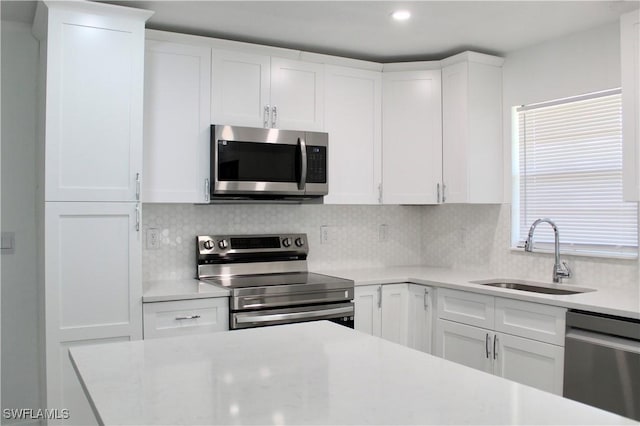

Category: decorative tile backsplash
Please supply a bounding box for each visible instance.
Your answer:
[143,203,638,291]
[142,204,424,280]
[421,204,639,290]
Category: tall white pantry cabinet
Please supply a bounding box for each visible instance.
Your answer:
[32,2,152,424]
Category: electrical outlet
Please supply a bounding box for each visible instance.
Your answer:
[320,225,330,244]
[378,224,388,242]
[146,228,161,250]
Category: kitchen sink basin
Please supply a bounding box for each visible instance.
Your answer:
[469,279,596,295]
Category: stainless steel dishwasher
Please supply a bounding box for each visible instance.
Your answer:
[563,310,640,421]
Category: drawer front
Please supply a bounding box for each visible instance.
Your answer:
[437,288,494,329]
[495,298,566,345]
[143,298,229,339]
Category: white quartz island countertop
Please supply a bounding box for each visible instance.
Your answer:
[70,321,636,425]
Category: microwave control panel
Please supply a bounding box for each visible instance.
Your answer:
[306,145,327,183]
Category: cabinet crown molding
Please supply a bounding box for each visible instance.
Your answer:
[440,51,504,68]
[33,0,153,40]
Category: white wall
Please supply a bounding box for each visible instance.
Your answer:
[502,21,622,202]
[1,20,41,421]
[421,22,639,290]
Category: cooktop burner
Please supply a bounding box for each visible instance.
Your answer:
[205,272,351,289]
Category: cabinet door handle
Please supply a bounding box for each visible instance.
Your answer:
[135,204,140,232]
[263,105,270,128]
[437,183,441,203]
[493,334,498,360]
[423,288,428,309]
[485,333,490,359]
[175,315,201,321]
[442,183,447,203]
[135,173,141,201]
[204,178,210,202]
[271,105,277,128]
[377,286,382,308]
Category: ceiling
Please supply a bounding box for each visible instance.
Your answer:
[3,1,639,62]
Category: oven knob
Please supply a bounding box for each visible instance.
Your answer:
[218,239,229,250]
[203,240,214,250]
[295,237,305,247]
[282,237,292,248]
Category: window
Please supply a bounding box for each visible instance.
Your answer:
[513,89,638,258]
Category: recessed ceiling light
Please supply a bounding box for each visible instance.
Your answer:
[391,10,411,21]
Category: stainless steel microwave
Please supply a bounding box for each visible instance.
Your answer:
[210,125,328,201]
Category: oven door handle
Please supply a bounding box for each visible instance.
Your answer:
[235,306,353,325]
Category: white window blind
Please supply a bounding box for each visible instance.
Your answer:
[514,89,638,258]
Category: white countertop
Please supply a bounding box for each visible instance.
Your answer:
[144,266,639,319]
[143,279,229,302]
[70,321,635,425]
[319,266,640,319]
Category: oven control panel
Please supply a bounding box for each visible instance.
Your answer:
[197,233,308,259]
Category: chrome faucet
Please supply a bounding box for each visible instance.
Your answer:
[524,218,572,283]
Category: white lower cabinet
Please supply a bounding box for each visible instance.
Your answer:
[354,283,432,352]
[45,202,142,425]
[435,288,566,395]
[407,284,433,353]
[354,285,382,336]
[495,332,564,394]
[143,298,229,339]
[436,319,564,394]
[436,319,493,374]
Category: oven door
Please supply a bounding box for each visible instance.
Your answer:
[211,125,303,196]
[231,302,354,330]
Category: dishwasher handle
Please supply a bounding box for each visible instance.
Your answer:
[566,310,640,341]
[566,328,640,354]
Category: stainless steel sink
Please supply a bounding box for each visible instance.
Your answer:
[470,279,596,295]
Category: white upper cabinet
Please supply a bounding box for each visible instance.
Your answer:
[211,50,271,128]
[143,40,211,203]
[36,3,151,202]
[211,50,324,131]
[324,65,382,204]
[271,58,324,131]
[622,9,640,201]
[441,52,503,204]
[382,70,443,204]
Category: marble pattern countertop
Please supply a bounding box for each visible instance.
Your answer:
[144,266,639,319]
[70,321,635,425]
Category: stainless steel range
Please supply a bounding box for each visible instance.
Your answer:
[196,233,354,329]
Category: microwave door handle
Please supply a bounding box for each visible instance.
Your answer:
[298,137,307,191]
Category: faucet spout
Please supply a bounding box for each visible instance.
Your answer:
[523,218,572,283]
